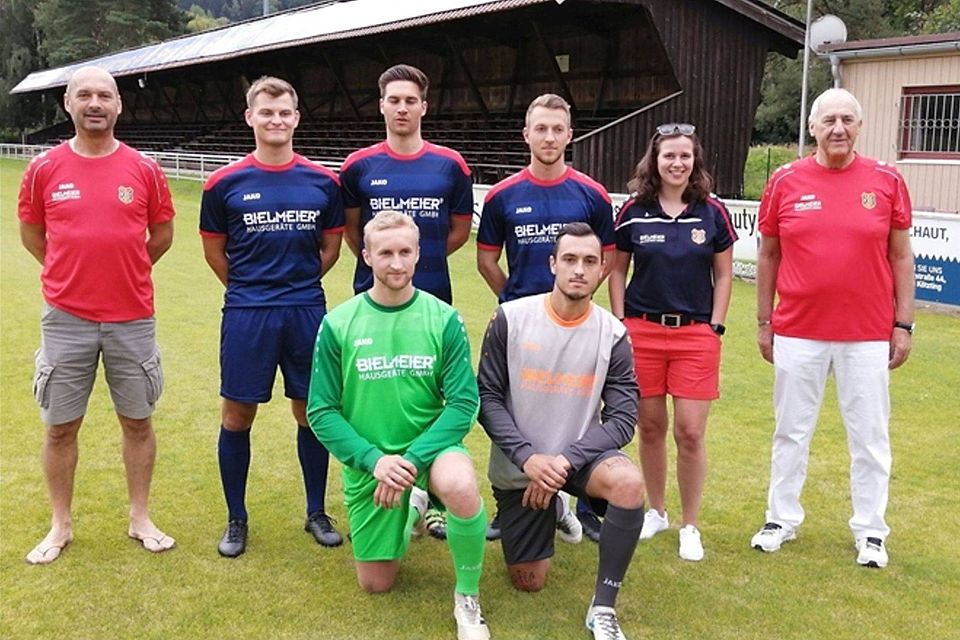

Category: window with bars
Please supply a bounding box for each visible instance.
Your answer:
[898,86,960,160]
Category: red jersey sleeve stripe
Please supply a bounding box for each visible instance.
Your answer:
[568,169,612,203]
[424,142,472,176]
[707,196,738,242]
[485,170,528,201]
[614,198,638,226]
[295,155,341,185]
[204,155,255,190]
[339,142,385,173]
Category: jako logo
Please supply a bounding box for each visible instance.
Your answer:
[242,192,261,201]
[370,178,388,186]
[515,206,532,214]
[353,337,373,347]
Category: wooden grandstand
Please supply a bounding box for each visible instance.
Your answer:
[16,0,803,195]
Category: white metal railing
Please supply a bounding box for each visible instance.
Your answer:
[0,144,341,182]
[0,143,54,160]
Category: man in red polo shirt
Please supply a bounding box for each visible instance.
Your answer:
[751,88,914,568]
[18,66,176,564]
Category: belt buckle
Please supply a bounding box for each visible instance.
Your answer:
[661,313,682,328]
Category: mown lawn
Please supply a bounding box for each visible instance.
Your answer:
[1,158,958,639]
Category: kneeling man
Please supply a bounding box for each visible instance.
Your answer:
[307,211,491,640]
[478,222,644,640]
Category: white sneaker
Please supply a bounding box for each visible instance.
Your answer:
[556,492,583,544]
[585,600,628,640]
[454,592,490,640]
[638,509,668,540]
[750,522,796,552]
[678,525,704,561]
[856,537,888,568]
[409,487,429,537]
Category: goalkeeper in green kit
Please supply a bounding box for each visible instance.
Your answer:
[307,210,491,640]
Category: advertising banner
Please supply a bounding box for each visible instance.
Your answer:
[473,186,959,307]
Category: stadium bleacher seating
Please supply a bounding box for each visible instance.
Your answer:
[26,113,619,184]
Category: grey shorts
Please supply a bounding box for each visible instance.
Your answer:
[33,304,163,425]
[493,449,625,566]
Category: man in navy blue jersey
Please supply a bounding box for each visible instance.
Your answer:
[339,64,474,305]
[340,64,475,538]
[200,76,344,557]
[476,93,616,541]
[477,93,614,302]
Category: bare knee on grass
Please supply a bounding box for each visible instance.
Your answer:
[356,560,400,593]
[508,560,550,592]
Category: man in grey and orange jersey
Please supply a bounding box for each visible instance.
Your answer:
[478,222,644,640]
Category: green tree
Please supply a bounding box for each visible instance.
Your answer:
[922,0,960,31]
[752,0,952,144]
[35,0,187,67]
[0,0,59,140]
[185,4,230,32]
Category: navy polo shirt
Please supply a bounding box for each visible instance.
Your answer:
[614,196,737,321]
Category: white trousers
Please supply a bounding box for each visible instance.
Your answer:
[765,336,892,540]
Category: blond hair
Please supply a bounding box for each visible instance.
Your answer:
[525,93,571,127]
[363,210,419,247]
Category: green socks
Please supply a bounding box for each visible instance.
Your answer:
[445,500,488,596]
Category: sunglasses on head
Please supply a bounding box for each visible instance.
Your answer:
[655,123,696,136]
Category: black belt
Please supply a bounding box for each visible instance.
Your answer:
[637,312,699,328]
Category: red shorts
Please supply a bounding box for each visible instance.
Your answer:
[623,317,721,400]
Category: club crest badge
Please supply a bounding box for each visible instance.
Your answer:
[118,186,134,205]
[861,192,876,210]
[691,228,706,245]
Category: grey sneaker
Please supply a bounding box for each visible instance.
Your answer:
[305,510,343,547]
[454,592,490,640]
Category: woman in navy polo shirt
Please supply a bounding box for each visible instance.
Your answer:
[608,124,737,562]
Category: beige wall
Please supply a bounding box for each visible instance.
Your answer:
[841,53,960,213]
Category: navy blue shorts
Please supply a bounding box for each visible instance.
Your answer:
[220,306,324,403]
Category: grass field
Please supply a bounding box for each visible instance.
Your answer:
[742,145,797,199]
[1,156,958,639]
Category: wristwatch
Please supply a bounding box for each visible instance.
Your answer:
[710,323,726,336]
[893,321,915,334]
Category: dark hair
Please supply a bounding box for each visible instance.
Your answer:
[552,222,599,257]
[627,130,714,204]
[378,64,429,99]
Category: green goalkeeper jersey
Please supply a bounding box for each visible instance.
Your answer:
[307,290,479,474]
